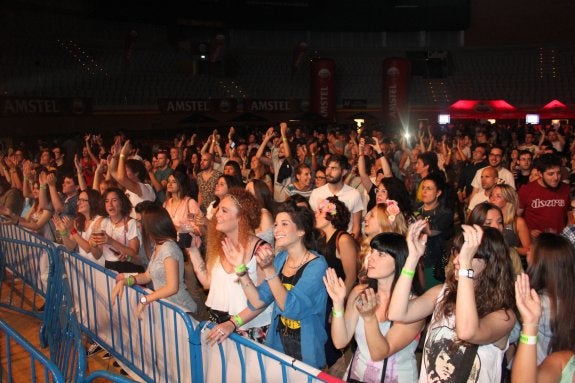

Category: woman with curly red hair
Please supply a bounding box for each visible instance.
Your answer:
[189,187,272,344]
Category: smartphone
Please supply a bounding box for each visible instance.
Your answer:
[230,141,236,149]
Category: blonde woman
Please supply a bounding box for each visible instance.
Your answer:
[359,200,407,278]
[489,183,530,262]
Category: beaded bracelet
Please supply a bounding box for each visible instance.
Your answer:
[519,333,537,345]
[401,268,415,278]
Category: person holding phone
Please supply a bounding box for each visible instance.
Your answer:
[90,187,143,273]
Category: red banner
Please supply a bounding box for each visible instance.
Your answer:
[292,41,308,75]
[310,58,336,121]
[382,58,410,128]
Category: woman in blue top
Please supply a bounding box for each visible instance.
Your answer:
[223,200,328,369]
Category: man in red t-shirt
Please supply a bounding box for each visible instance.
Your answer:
[518,153,570,238]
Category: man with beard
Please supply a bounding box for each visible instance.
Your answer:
[197,152,222,212]
[309,154,363,239]
[519,153,570,238]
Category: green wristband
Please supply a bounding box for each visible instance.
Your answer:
[126,275,136,287]
[332,308,344,318]
[401,268,415,278]
[519,333,537,345]
[233,314,244,327]
[235,264,248,277]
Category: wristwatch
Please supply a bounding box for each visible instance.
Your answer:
[140,296,148,305]
[458,269,474,279]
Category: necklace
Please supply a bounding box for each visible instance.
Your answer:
[287,251,310,269]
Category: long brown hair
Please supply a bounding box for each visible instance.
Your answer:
[205,187,261,271]
[529,233,575,352]
[436,227,516,323]
[140,204,177,259]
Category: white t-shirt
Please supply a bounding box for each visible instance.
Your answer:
[309,184,364,233]
[99,217,139,262]
[125,182,156,218]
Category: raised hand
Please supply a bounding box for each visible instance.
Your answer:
[406,219,428,259]
[356,287,378,318]
[515,273,541,327]
[22,160,32,178]
[458,224,483,265]
[73,154,82,172]
[322,268,346,306]
[255,244,275,269]
[358,138,366,154]
[46,173,57,187]
[280,122,288,137]
[60,215,75,230]
[221,237,246,268]
[370,136,382,154]
[52,215,65,232]
[121,140,132,157]
[264,127,275,141]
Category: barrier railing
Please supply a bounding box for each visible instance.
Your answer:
[60,246,343,383]
[198,321,343,383]
[0,222,57,347]
[0,319,65,383]
[1,224,342,383]
[59,246,201,383]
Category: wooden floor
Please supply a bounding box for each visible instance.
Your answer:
[0,277,122,382]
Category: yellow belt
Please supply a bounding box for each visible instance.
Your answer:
[280,316,301,330]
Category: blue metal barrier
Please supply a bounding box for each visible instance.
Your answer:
[1,225,342,383]
[59,246,202,383]
[0,222,57,347]
[0,319,65,383]
[197,321,344,383]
